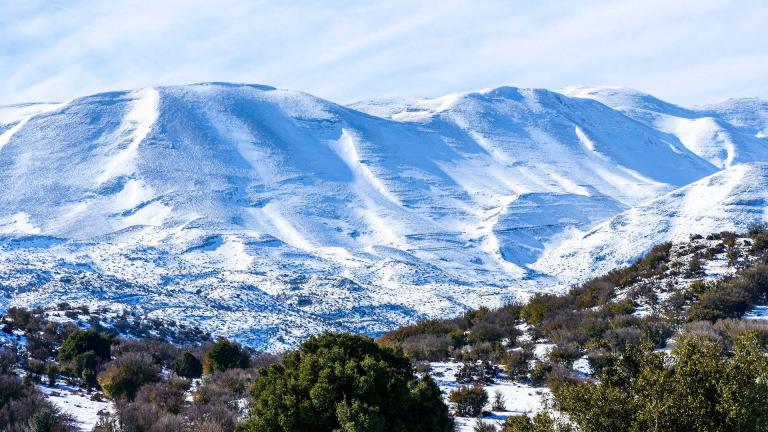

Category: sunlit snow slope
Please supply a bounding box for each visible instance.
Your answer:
[534,163,768,284]
[562,86,768,169]
[0,82,763,349]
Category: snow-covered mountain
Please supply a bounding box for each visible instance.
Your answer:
[0,82,765,350]
[533,162,768,284]
[562,86,768,169]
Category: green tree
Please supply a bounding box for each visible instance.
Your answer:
[204,340,250,374]
[57,329,111,362]
[551,332,768,432]
[26,408,62,432]
[238,332,453,432]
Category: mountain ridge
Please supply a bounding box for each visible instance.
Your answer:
[0,82,766,349]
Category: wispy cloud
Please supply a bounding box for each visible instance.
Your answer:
[1,0,766,105]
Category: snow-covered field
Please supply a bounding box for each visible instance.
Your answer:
[0,82,766,349]
[431,361,550,431]
[39,382,112,431]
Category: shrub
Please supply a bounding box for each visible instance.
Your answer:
[500,413,563,432]
[740,264,768,300]
[688,286,752,321]
[113,399,161,432]
[449,385,488,417]
[686,255,705,278]
[572,280,615,309]
[113,339,179,368]
[751,233,768,255]
[521,294,569,325]
[0,373,73,431]
[134,380,188,414]
[727,246,741,266]
[586,349,615,374]
[688,280,708,295]
[491,390,506,411]
[240,332,454,432]
[26,408,75,432]
[547,344,581,366]
[530,361,552,386]
[714,319,768,347]
[638,319,674,348]
[503,350,532,380]
[468,322,505,344]
[379,319,462,346]
[399,334,452,361]
[46,362,58,386]
[474,419,498,432]
[603,327,646,352]
[98,353,159,400]
[203,340,250,374]
[58,330,111,362]
[606,299,635,316]
[174,351,203,378]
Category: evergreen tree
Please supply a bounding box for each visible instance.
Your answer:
[57,329,111,362]
[238,332,453,432]
[551,332,768,432]
[204,340,250,374]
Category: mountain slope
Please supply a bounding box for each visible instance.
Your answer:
[533,162,768,284]
[562,86,768,169]
[0,82,756,349]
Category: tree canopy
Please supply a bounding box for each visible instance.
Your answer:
[551,331,768,432]
[239,332,454,432]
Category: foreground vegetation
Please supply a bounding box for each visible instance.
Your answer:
[3,227,768,431]
[381,225,768,431]
[240,333,453,432]
[0,306,451,432]
[0,305,274,431]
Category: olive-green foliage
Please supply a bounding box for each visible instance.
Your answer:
[449,385,488,417]
[204,339,250,374]
[500,413,569,432]
[26,409,61,432]
[687,264,768,321]
[686,254,705,278]
[239,332,454,432]
[503,350,532,380]
[97,353,159,401]
[552,332,768,432]
[57,329,111,362]
[57,330,111,385]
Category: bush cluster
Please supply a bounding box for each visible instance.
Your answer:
[380,304,522,363]
[0,306,276,432]
[449,385,488,417]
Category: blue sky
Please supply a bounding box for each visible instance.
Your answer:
[1,0,766,106]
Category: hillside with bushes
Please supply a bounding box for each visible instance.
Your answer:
[3,226,768,431]
[380,225,768,431]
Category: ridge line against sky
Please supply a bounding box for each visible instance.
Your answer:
[1,0,766,106]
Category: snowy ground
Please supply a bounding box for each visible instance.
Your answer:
[39,381,112,431]
[430,362,550,431]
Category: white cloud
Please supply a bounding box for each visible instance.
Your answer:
[0,0,766,106]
